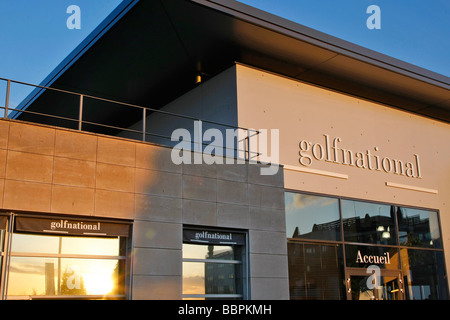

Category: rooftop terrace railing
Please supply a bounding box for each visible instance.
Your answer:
[0,77,260,161]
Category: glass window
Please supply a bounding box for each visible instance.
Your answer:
[182,240,246,300]
[287,242,345,300]
[285,193,341,241]
[183,261,242,297]
[401,249,448,300]
[183,244,235,260]
[7,257,122,297]
[7,233,127,299]
[348,273,403,301]
[341,200,397,245]
[61,237,120,256]
[397,207,442,249]
[11,234,121,256]
[0,229,4,297]
[0,228,5,253]
[0,229,3,252]
[285,193,448,301]
[11,234,60,254]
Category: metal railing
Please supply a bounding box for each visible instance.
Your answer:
[0,77,260,160]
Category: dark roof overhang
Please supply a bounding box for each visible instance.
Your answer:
[17,0,450,131]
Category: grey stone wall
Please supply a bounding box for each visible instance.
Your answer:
[132,149,288,299]
[0,119,288,300]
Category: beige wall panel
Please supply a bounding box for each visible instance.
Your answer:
[133,220,182,250]
[132,275,182,300]
[96,162,135,193]
[216,203,249,228]
[249,230,287,255]
[235,64,450,281]
[0,121,9,150]
[182,199,217,226]
[135,143,181,173]
[135,167,181,198]
[94,189,135,219]
[0,179,4,208]
[217,179,249,205]
[182,175,217,202]
[250,277,289,300]
[53,157,96,188]
[0,149,7,179]
[97,136,136,167]
[6,151,53,183]
[132,247,182,276]
[51,184,95,215]
[134,193,182,223]
[4,179,52,212]
[236,65,449,205]
[54,129,97,161]
[8,122,55,156]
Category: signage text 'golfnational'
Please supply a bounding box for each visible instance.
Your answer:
[298,134,422,179]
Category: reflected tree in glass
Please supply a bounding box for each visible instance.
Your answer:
[60,265,87,296]
[285,193,341,241]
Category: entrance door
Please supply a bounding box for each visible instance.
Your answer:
[346,268,404,300]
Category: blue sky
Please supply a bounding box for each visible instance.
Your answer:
[0,1,122,84]
[0,0,123,107]
[0,0,448,107]
[239,0,450,77]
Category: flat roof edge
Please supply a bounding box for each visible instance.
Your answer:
[45,0,141,88]
[192,0,450,89]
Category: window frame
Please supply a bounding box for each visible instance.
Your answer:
[0,213,132,300]
[0,214,9,300]
[285,190,449,300]
[182,226,249,300]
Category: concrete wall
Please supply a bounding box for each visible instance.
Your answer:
[234,64,450,283]
[0,119,288,300]
[119,66,239,149]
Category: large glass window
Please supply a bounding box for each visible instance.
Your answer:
[341,200,397,245]
[397,207,442,249]
[287,242,345,300]
[402,249,448,300]
[285,193,341,241]
[0,214,131,300]
[285,191,448,300]
[182,228,247,300]
[7,234,124,298]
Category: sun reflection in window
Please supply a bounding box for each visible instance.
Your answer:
[7,233,122,298]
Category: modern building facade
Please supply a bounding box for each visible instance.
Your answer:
[0,0,449,300]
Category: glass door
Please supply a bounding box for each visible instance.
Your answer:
[346,268,404,300]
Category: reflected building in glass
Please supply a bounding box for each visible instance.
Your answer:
[204,246,238,296]
[286,192,448,300]
[0,0,449,301]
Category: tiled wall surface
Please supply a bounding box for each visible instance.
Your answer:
[0,119,288,300]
